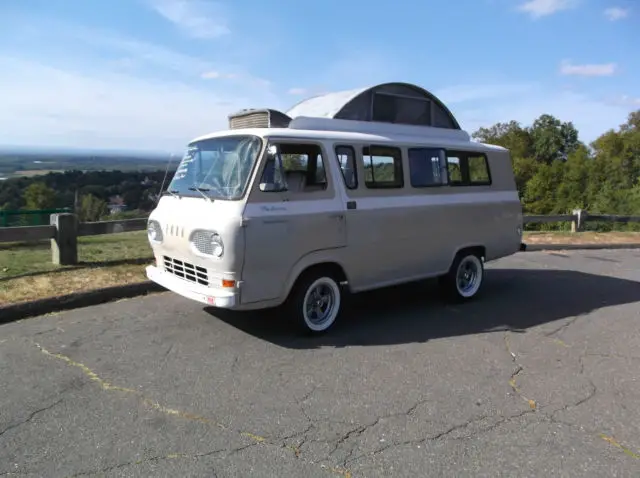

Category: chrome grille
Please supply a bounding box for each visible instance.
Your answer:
[192,230,214,255]
[163,256,208,286]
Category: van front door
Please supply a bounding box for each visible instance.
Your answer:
[240,141,347,305]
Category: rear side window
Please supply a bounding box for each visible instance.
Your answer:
[468,154,491,184]
[408,148,445,187]
[446,151,491,186]
[362,145,403,189]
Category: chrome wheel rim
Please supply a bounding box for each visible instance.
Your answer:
[456,256,482,297]
[302,278,340,331]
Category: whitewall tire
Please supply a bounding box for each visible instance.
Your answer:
[288,272,342,334]
[441,252,484,301]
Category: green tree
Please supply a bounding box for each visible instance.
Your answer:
[472,120,533,159]
[23,182,57,210]
[78,194,107,222]
[528,114,581,163]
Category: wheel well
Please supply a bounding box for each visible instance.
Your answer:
[290,262,349,296]
[456,245,486,261]
[300,262,347,282]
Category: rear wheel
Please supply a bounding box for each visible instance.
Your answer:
[286,271,343,334]
[440,251,484,301]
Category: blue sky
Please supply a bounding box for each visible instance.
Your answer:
[0,0,637,153]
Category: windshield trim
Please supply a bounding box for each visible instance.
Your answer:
[166,134,265,201]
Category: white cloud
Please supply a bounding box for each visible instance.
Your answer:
[0,56,284,152]
[517,0,579,18]
[608,95,640,107]
[604,7,629,20]
[200,71,238,80]
[559,60,617,77]
[147,0,230,39]
[287,88,307,95]
[5,19,271,90]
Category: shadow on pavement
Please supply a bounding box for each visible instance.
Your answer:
[205,268,640,349]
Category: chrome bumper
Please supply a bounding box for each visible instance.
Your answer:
[146,265,237,308]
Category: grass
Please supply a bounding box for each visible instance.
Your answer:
[1,229,640,307]
[523,231,640,245]
[13,169,64,177]
[1,231,153,306]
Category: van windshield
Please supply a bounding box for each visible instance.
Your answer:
[167,135,263,200]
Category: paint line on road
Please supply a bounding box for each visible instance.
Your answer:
[32,341,351,478]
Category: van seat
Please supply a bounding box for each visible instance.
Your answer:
[285,171,306,192]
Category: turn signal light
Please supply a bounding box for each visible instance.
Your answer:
[221,279,236,288]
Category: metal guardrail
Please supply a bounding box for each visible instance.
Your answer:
[0,208,72,227]
[0,210,639,265]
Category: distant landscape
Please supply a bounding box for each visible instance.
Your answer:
[0,149,179,225]
[0,148,175,179]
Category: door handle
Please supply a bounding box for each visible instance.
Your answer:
[328,213,344,220]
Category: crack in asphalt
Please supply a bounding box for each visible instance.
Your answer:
[66,449,226,478]
[13,329,639,477]
[344,408,537,467]
[543,315,584,339]
[0,398,63,440]
[31,341,351,478]
[585,352,640,362]
[599,434,640,460]
[504,332,537,410]
[540,351,640,463]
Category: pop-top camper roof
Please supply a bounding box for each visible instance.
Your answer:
[226,82,465,139]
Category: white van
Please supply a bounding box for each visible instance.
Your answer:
[145,82,525,334]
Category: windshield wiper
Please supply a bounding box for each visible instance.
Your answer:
[162,189,180,198]
[188,186,213,202]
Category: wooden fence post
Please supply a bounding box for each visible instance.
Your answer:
[51,213,78,265]
[571,209,586,232]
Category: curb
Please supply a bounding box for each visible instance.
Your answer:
[0,281,165,325]
[523,243,640,251]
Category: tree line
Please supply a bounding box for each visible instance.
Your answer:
[473,110,640,231]
[0,108,638,230]
[0,170,172,224]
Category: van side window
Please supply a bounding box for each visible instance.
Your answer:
[446,151,492,186]
[259,143,328,193]
[335,145,357,189]
[362,145,403,189]
[408,148,445,187]
[468,154,491,184]
[446,155,463,184]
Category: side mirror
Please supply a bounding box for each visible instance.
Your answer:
[259,182,287,192]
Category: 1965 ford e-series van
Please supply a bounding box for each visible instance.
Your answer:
[145,82,525,334]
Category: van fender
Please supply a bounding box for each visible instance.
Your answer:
[448,243,487,269]
[281,249,351,300]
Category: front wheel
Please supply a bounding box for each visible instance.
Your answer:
[440,252,484,301]
[287,272,343,334]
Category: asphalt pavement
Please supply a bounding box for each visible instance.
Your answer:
[1,249,640,477]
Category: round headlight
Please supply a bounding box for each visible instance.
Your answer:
[210,233,224,257]
[147,220,163,243]
[147,223,157,241]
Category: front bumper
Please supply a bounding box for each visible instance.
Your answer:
[146,265,237,308]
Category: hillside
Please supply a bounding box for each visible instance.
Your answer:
[0,150,174,179]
